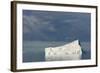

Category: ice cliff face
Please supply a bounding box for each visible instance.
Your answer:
[45,40,82,61]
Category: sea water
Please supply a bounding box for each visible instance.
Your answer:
[23,41,91,62]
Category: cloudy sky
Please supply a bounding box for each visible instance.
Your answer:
[23,10,91,42]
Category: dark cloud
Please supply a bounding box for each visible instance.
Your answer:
[23,10,91,42]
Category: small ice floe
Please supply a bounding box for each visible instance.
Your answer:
[45,40,82,61]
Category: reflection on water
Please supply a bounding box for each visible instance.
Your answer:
[23,41,91,62]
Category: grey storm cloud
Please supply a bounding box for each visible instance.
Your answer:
[23,10,91,42]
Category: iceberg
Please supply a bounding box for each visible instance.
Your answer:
[45,40,82,61]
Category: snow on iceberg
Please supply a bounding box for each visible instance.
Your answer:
[45,40,82,61]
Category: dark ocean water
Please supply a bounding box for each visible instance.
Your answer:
[23,41,91,62]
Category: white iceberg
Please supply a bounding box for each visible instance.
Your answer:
[45,40,82,61]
